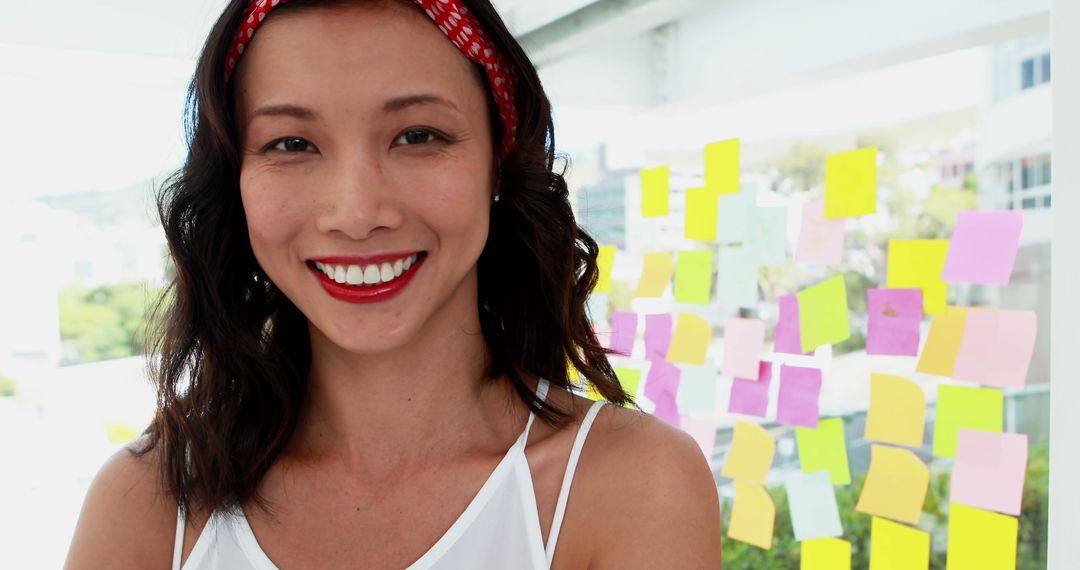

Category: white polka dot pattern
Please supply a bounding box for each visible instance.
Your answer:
[223,0,519,159]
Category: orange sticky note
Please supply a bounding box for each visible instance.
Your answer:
[869,517,929,570]
[802,537,852,570]
[665,312,711,365]
[728,481,774,550]
[887,239,949,314]
[864,374,925,448]
[721,421,775,484]
[641,166,670,217]
[856,445,928,525]
[634,252,674,297]
[946,504,1018,570]
[916,306,967,376]
[705,138,740,195]
[825,147,877,218]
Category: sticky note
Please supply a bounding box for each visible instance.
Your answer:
[674,250,714,305]
[641,165,670,217]
[864,373,925,448]
[869,517,929,570]
[706,138,740,196]
[721,421,775,484]
[950,430,1028,516]
[866,288,923,356]
[729,360,772,418]
[801,537,852,570]
[665,312,711,365]
[796,418,851,485]
[715,245,760,308]
[777,365,822,428]
[952,309,1037,389]
[676,364,719,414]
[825,146,877,218]
[750,206,789,267]
[774,294,810,355]
[797,275,850,353]
[796,197,845,265]
[933,384,1003,458]
[942,211,1024,286]
[644,313,673,361]
[612,366,642,404]
[728,481,774,550]
[786,470,843,541]
[595,245,616,293]
[717,185,756,243]
[634,252,673,298]
[916,306,967,376]
[887,240,949,314]
[680,415,718,460]
[946,504,1018,570]
[685,187,719,241]
[856,445,928,524]
[104,422,140,445]
[609,311,638,357]
[722,318,766,379]
[644,359,681,413]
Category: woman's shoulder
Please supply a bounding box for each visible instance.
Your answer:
[64,434,180,569]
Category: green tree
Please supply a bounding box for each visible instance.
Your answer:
[59,281,162,364]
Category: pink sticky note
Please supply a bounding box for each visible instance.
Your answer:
[942,211,1023,286]
[950,429,1028,516]
[644,313,673,361]
[680,415,718,461]
[796,197,844,265]
[723,318,766,380]
[866,288,923,356]
[645,360,681,427]
[728,360,772,418]
[775,294,811,355]
[953,309,1037,388]
[777,365,822,428]
[610,311,638,357]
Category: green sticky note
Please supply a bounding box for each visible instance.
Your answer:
[797,275,851,353]
[612,367,642,408]
[825,146,877,218]
[674,250,714,305]
[641,166,670,218]
[933,385,1003,458]
[796,418,851,485]
[685,187,718,241]
[887,239,949,315]
[705,138,740,195]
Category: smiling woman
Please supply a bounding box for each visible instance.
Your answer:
[64,1,722,569]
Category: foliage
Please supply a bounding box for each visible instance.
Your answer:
[720,443,1049,568]
[0,372,17,397]
[58,281,164,365]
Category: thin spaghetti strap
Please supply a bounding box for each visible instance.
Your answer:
[545,399,606,564]
[520,378,550,443]
[173,506,185,570]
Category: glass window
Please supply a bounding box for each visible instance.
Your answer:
[1022,57,1036,89]
[1041,52,1051,83]
[1023,196,1038,209]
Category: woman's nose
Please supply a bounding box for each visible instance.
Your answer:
[314,156,404,241]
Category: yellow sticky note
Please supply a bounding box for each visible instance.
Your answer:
[610,367,641,406]
[705,138,740,195]
[802,537,852,570]
[721,421,775,484]
[665,312,711,365]
[916,306,967,376]
[104,422,140,445]
[865,374,925,448]
[946,504,1018,570]
[634,252,674,298]
[641,166,670,217]
[887,239,949,314]
[595,245,616,293]
[797,275,851,353]
[933,384,1003,458]
[674,250,714,305]
[825,146,877,218]
[856,445,928,525]
[728,481,774,550]
[869,517,929,570]
[796,418,851,485]
[685,187,719,241]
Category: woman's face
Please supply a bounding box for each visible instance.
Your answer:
[234,1,496,354]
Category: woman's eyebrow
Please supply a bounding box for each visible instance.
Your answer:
[247,94,461,127]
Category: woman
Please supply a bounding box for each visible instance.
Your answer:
[65,0,722,568]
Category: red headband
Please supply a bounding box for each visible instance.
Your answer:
[225,0,519,160]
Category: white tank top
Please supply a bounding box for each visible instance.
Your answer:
[173,378,606,569]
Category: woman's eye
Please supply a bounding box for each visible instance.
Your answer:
[395,128,443,146]
[268,137,315,154]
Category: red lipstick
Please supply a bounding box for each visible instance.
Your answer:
[309,253,425,304]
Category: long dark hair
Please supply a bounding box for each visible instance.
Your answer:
[134,0,634,519]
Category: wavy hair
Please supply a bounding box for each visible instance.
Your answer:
[133,0,634,518]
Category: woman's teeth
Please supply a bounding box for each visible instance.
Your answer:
[315,254,418,286]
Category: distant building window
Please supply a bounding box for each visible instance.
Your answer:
[1042,53,1051,83]
[1043,195,1052,208]
[1021,154,1051,190]
[1022,197,1038,210]
[1021,52,1051,90]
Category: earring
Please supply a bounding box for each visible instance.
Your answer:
[493,194,501,204]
